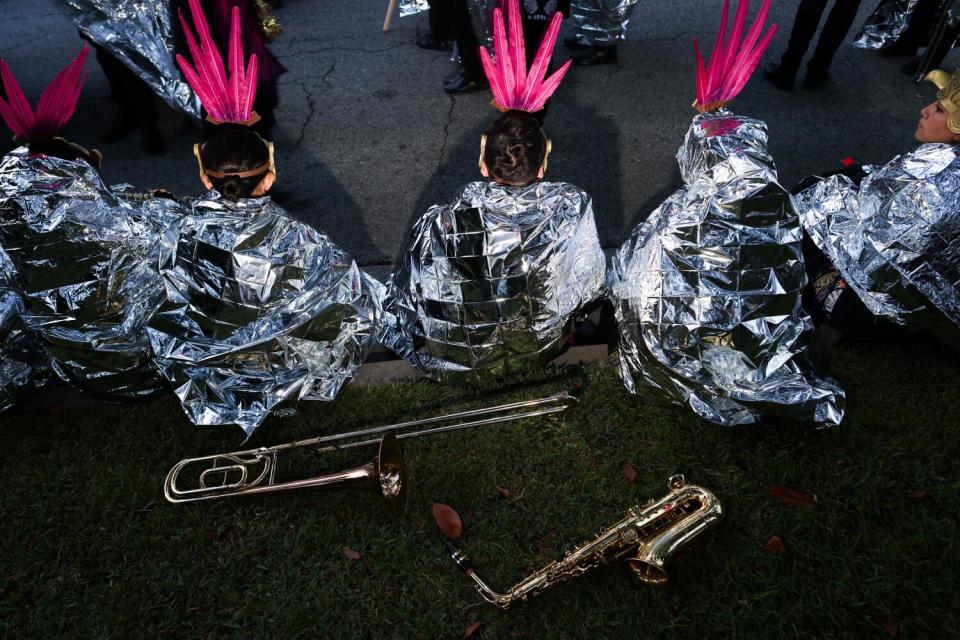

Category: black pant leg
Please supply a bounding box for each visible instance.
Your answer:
[899,0,941,47]
[93,44,158,126]
[779,0,829,74]
[450,0,483,80]
[808,0,864,71]
[428,0,454,43]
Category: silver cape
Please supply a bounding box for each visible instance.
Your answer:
[147,192,382,435]
[62,0,201,118]
[0,148,176,399]
[609,111,845,427]
[399,0,429,18]
[0,286,50,413]
[570,0,639,45]
[382,180,605,381]
[853,0,920,49]
[795,144,960,348]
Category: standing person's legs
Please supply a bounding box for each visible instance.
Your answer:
[419,0,453,49]
[807,0,864,71]
[763,0,828,90]
[93,44,163,152]
[445,0,487,92]
[879,0,940,55]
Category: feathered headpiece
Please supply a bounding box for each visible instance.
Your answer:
[177,0,259,125]
[479,0,571,113]
[0,47,89,142]
[693,0,777,112]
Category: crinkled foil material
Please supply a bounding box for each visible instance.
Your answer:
[147,193,381,435]
[0,286,50,413]
[571,0,639,45]
[62,0,201,118]
[0,148,175,399]
[795,144,960,348]
[853,0,919,49]
[609,112,845,427]
[382,180,605,382]
[399,0,429,17]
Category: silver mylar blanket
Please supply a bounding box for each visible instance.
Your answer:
[0,286,50,413]
[570,0,639,45]
[62,0,201,118]
[795,143,960,349]
[399,0,430,17]
[147,192,382,435]
[381,180,605,381]
[853,0,920,49]
[609,111,845,427]
[0,148,175,399]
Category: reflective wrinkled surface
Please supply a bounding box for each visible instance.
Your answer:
[382,180,605,381]
[399,0,429,17]
[571,0,639,45]
[853,0,919,49]
[0,287,49,413]
[0,148,175,399]
[148,193,381,435]
[63,0,201,117]
[609,112,845,427]
[795,144,960,347]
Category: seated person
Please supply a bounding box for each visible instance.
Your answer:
[147,0,380,435]
[608,0,845,428]
[794,67,960,352]
[383,0,605,381]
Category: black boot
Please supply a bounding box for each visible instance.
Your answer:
[802,66,830,90]
[564,35,590,50]
[763,63,796,91]
[570,45,617,66]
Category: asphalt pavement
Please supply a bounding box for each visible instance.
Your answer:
[2,0,955,274]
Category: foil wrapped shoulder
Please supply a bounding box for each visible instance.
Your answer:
[0,285,50,413]
[570,0,640,45]
[0,148,177,400]
[62,0,200,117]
[382,180,605,382]
[610,112,845,427]
[795,144,960,347]
[147,193,381,435]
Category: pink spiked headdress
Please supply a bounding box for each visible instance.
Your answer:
[479,0,572,113]
[177,0,259,125]
[693,0,777,112]
[0,47,89,142]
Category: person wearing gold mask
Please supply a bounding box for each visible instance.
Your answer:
[794,69,960,350]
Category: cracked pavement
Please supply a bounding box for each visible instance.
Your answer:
[2,0,957,273]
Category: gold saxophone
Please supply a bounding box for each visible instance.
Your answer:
[446,475,722,608]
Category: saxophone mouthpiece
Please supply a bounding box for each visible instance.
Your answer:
[444,540,474,574]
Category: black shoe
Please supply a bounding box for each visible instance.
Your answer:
[762,63,795,91]
[570,45,617,66]
[444,68,465,84]
[416,31,450,51]
[802,67,830,90]
[101,115,136,143]
[901,54,922,76]
[564,35,590,50]
[878,40,918,57]
[444,73,487,94]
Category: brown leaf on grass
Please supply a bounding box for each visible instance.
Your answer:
[585,455,602,470]
[496,485,514,499]
[464,621,481,638]
[341,546,360,561]
[623,463,638,485]
[872,613,899,638]
[908,489,928,500]
[432,502,463,540]
[767,484,816,509]
[765,535,785,554]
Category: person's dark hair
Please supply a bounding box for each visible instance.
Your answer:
[28,137,101,169]
[200,124,271,201]
[482,110,547,186]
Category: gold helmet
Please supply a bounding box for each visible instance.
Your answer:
[924,68,960,134]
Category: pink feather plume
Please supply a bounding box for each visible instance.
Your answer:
[0,47,89,142]
[479,0,570,113]
[692,0,777,112]
[177,0,259,123]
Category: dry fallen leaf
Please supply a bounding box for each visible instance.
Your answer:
[767,484,816,509]
[765,535,785,554]
[908,490,928,500]
[496,485,514,499]
[464,621,481,638]
[341,546,360,561]
[432,502,463,540]
[872,613,899,638]
[623,463,638,485]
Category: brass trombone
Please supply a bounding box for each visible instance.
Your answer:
[164,390,578,512]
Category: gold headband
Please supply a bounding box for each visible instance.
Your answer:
[924,69,960,134]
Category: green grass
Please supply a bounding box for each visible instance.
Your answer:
[1,342,959,639]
